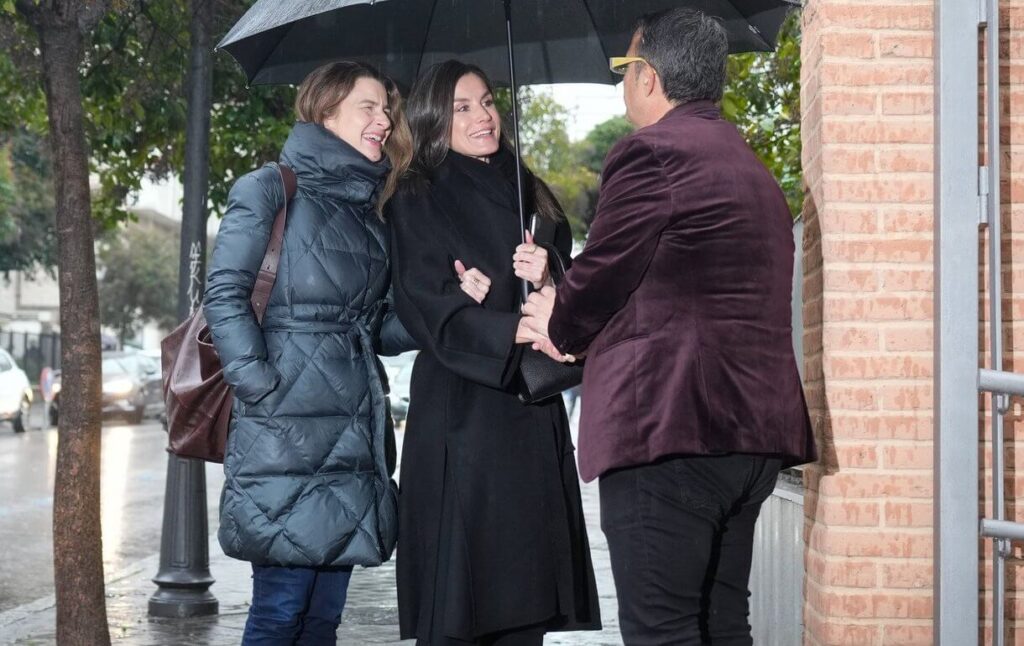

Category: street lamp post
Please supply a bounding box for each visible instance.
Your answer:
[149,0,218,619]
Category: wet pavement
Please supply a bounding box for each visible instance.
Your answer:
[0,406,625,645]
[0,414,223,614]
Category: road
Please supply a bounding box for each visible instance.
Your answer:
[0,416,223,613]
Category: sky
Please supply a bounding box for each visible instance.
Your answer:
[537,82,626,141]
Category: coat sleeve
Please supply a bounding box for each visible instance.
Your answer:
[548,136,674,355]
[376,286,418,356]
[203,169,282,405]
[389,188,523,389]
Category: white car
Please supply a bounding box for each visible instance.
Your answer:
[0,349,32,433]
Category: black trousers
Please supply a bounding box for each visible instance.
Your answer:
[600,454,782,646]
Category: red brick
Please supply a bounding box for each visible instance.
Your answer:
[820,61,933,87]
[879,34,934,59]
[817,590,933,619]
[822,119,932,144]
[883,326,933,351]
[880,207,933,233]
[879,268,933,291]
[878,148,933,172]
[823,325,881,351]
[823,239,932,263]
[881,91,934,115]
[819,4,933,30]
[882,444,934,470]
[823,176,932,204]
[818,206,879,233]
[823,268,877,291]
[804,612,881,644]
[808,553,879,586]
[821,32,876,59]
[878,384,933,411]
[823,384,879,410]
[819,473,932,499]
[882,562,933,589]
[821,90,878,116]
[824,295,933,322]
[830,414,933,441]
[885,501,933,528]
[819,499,882,526]
[822,146,876,173]
[882,624,934,645]
[832,444,880,469]
[828,355,932,379]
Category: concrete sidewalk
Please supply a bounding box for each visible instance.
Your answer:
[0,479,623,645]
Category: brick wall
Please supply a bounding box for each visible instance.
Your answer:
[800,2,936,643]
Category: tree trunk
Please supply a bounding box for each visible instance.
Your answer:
[26,5,111,645]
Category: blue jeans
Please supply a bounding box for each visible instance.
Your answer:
[241,564,354,646]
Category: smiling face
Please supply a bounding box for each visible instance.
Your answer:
[449,73,501,160]
[322,76,392,162]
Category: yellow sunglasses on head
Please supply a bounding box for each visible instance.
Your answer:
[609,56,648,74]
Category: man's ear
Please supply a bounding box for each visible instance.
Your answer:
[639,65,657,98]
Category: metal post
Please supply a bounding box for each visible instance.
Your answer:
[149,0,218,619]
[934,0,981,643]
[982,0,1008,641]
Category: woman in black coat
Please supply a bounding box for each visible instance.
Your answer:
[388,60,601,646]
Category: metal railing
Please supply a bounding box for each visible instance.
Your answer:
[936,0,1020,643]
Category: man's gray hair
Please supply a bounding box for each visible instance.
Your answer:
[634,8,728,104]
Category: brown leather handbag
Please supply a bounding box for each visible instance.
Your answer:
[161,163,297,462]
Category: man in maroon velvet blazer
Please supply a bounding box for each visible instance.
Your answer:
[523,8,816,645]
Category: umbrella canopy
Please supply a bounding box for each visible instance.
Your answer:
[218,0,799,88]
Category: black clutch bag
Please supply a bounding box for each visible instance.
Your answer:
[516,219,583,404]
[517,347,584,404]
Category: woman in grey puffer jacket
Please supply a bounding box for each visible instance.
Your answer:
[204,62,421,645]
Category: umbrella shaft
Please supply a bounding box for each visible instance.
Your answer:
[504,0,531,301]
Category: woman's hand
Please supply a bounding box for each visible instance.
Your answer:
[513,230,551,290]
[455,260,491,304]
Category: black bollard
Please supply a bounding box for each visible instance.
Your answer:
[148,455,218,617]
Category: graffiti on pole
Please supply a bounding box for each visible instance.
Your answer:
[187,241,204,316]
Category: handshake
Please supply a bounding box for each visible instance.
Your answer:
[518,286,578,364]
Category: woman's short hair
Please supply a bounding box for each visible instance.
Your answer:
[404,60,563,222]
[295,61,413,214]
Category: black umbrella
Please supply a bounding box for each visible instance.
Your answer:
[218,0,797,88]
[218,0,798,296]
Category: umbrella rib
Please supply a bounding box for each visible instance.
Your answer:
[578,0,615,84]
[724,0,772,50]
[413,0,443,83]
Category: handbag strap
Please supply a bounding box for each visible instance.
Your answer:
[250,163,297,323]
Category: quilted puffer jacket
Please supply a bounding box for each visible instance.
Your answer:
[205,121,414,567]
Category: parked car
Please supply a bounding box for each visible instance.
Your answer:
[49,351,164,426]
[0,349,33,433]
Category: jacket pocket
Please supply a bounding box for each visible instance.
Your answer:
[594,333,650,357]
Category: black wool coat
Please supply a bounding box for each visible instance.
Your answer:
[388,150,601,641]
[205,122,414,568]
